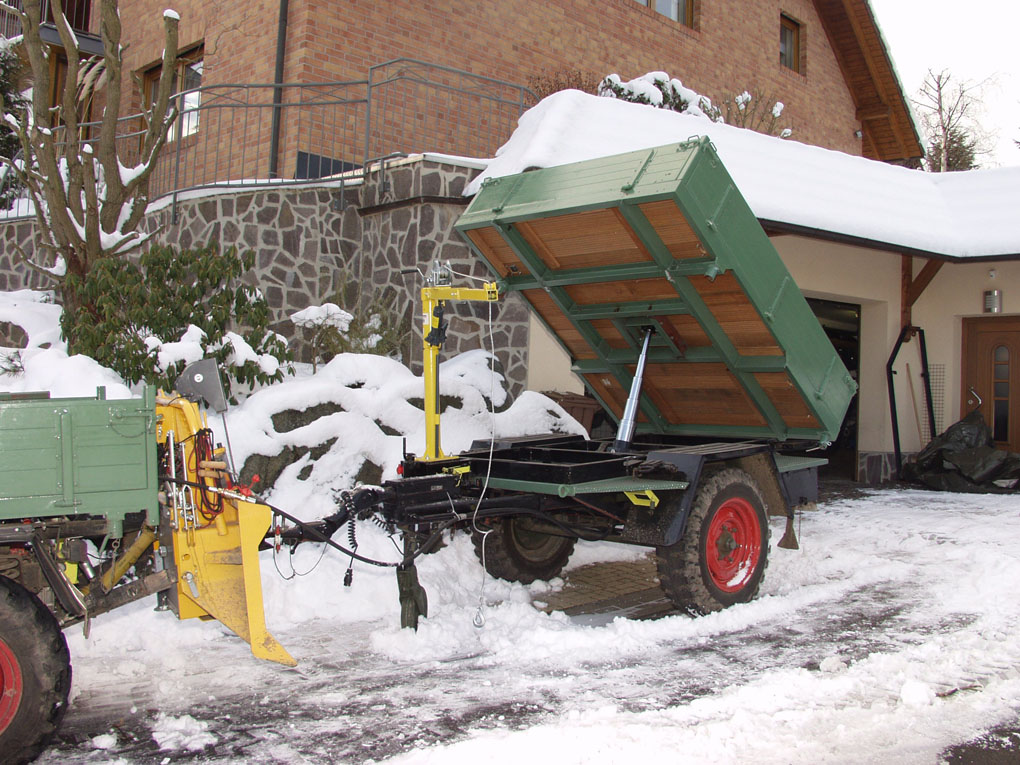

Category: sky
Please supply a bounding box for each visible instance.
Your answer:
[868,0,1020,167]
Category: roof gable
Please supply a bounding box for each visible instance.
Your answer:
[814,0,924,162]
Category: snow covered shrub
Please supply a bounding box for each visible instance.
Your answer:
[0,349,23,377]
[290,303,354,372]
[598,72,721,120]
[598,73,793,139]
[311,269,411,362]
[719,89,793,138]
[60,242,292,396]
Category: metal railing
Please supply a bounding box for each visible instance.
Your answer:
[0,59,537,220]
[1,0,92,38]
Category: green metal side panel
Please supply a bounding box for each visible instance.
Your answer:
[0,387,159,534]
[456,138,856,443]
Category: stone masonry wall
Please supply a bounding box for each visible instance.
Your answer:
[0,158,530,394]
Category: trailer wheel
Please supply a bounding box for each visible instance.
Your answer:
[472,518,576,584]
[656,468,769,614]
[0,575,72,764]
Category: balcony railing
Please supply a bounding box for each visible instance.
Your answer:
[0,59,537,220]
[1,0,92,38]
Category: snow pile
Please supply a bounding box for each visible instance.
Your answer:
[468,90,1020,258]
[221,350,582,520]
[0,290,132,398]
[150,713,216,752]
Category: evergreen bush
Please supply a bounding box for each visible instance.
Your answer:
[60,242,292,396]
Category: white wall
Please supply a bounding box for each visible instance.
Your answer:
[526,314,585,394]
[771,235,901,454]
[911,258,1020,432]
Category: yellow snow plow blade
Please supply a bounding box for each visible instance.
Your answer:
[157,397,296,667]
[172,495,295,666]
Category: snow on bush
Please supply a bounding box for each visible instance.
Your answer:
[599,71,720,120]
[597,73,793,138]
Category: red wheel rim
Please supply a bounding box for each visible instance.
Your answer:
[0,635,23,734]
[705,496,762,593]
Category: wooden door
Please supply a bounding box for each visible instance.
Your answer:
[962,316,1020,451]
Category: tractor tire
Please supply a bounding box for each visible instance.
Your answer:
[656,468,770,615]
[472,517,576,584]
[0,575,72,764]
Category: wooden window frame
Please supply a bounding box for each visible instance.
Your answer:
[143,43,204,141]
[780,14,802,73]
[635,0,696,29]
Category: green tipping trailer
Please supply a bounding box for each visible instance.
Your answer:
[366,137,858,627]
[455,137,855,444]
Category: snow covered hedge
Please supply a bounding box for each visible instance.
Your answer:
[60,242,292,398]
[598,71,792,138]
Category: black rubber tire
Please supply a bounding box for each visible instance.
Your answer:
[472,517,576,584]
[656,468,770,615]
[0,575,72,765]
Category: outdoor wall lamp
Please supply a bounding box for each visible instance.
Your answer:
[984,289,1003,313]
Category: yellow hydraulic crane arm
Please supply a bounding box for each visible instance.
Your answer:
[418,263,499,462]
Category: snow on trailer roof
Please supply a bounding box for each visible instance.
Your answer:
[457,138,856,444]
[466,91,1020,260]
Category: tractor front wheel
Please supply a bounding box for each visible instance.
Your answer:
[656,468,770,614]
[0,574,72,764]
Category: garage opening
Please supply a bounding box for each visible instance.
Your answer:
[807,298,860,479]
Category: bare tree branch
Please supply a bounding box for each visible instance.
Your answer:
[7,0,178,298]
[913,68,990,172]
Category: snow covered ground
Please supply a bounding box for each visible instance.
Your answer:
[4,292,1020,764]
[33,489,1020,764]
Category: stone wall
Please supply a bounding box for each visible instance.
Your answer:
[0,157,531,393]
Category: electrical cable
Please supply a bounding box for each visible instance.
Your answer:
[159,475,457,568]
[272,539,328,580]
[472,298,499,629]
[448,268,491,284]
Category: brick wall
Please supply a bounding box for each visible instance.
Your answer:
[115,0,863,165]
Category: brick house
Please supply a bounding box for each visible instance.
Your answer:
[4,0,922,177]
[15,0,1000,485]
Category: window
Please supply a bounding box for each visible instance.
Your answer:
[635,0,694,28]
[146,45,203,140]
[780,15,801,72]
[993,345,1010,442]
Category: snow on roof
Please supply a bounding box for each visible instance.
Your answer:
[467,91,1020,260]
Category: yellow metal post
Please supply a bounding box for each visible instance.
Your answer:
[418,264,499,463]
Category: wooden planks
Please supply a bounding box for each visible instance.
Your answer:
[690,273,782,356]
[517,209,653,270]
[639,200,708,259]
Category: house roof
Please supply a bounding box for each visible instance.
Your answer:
[815,0,924,163]
[466,91,1020,261]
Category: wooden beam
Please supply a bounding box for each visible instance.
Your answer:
[856,102,890,121]
[901,255,912,329]
[906,259,945,307]
[901,256,946,328]
[836,0,912,158]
